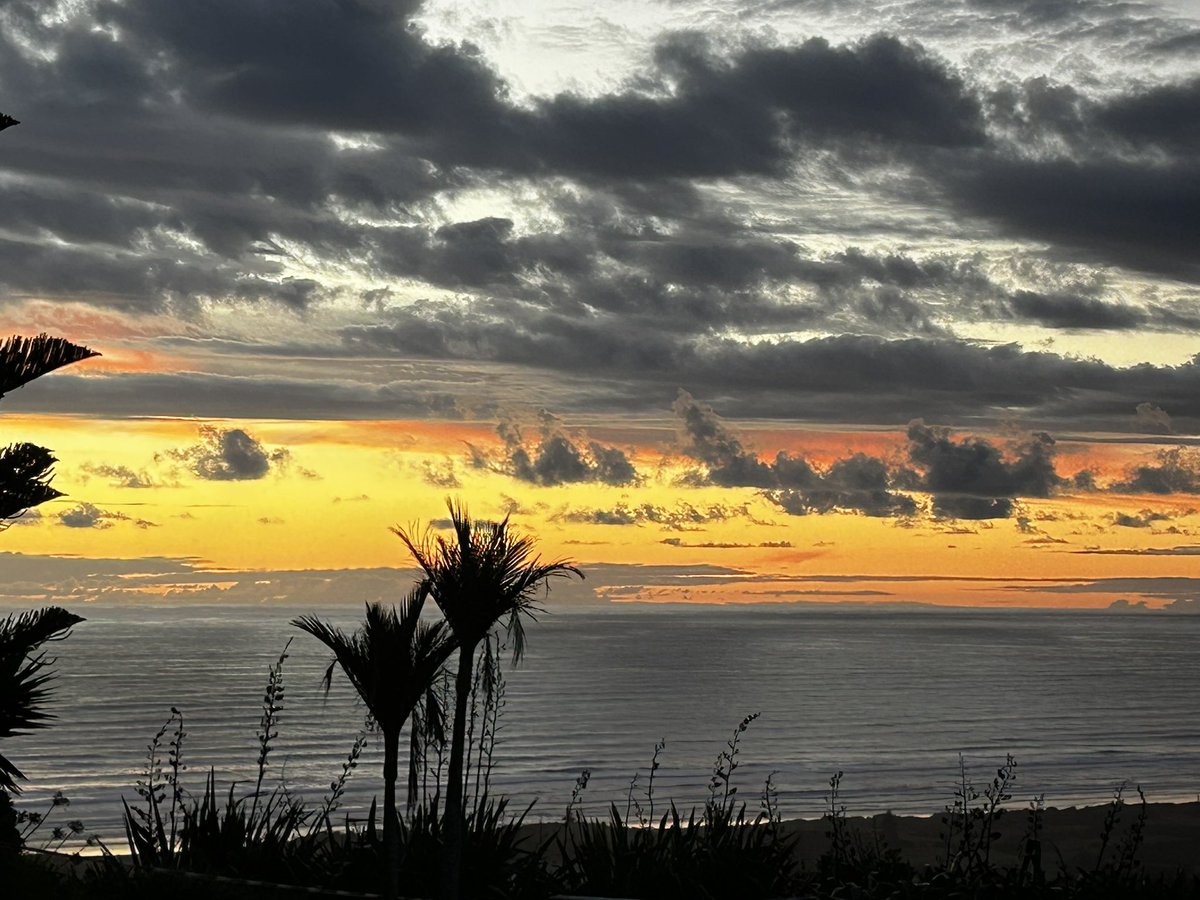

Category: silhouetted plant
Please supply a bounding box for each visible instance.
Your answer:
[1086,781,1148,888]
[394,497,581,900]
[1018,793,1046,886]
[14,790,85,852]
[0,607,85,868]
[820,769,907,884]
[559,715,798,899]
[0,606,85,794]
[939,752,1017,878]
[123,707,187,868]
[123,646,329,884]
[314,723,368,840]
[293,589,455,899]
[0,334,99,524]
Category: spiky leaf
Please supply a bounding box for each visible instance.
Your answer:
[0,333,99,399]
[0,442,62,521]
[0,607,84,791]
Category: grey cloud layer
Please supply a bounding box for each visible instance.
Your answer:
[10,331,1200,436]
[1,0,1198,428]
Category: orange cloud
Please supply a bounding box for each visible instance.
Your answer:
[0,300,182,342]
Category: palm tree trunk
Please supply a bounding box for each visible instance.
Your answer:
[440,643,475,900]
[383,728,401,900]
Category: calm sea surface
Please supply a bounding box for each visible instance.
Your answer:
[7,602,1200,846]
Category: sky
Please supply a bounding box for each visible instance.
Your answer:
[1,0,1199,610]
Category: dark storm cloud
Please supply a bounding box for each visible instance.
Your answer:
[0,1,455,309]
[940,67,1200,282]
[671,389,1070,519]
[0,368,481,421]
[504,32,983,180]
[12,319,1200,434]
[57,502,112,529]
[765,453,920,518]
[367,208,965,341]
[1093,77,1200,154]
[673,389,779,487]
[937,157,1200,283]
[673,390,917,516]
[76,0,983,184]
[485,411,640,486]
[906,421,1063,519]
[1149,31,1200,54]
[163,426,290,481]
[96,0,506,138]
[1113,447,1200,494]
[1,4,984,277]
[369,216,600,292]
[1005,291,1147,330]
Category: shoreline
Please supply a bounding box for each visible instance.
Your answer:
[42,798,1200,861]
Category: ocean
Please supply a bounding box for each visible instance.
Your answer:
[7,602,1199,847]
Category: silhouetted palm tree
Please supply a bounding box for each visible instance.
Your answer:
[394,498,581,900]
[293,588,456,900]
[0,334,99,524]
[0,607,85,791]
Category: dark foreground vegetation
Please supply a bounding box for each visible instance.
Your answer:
[5,735,1200,899]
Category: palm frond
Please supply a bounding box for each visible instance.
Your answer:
[0,333,99,399]
[0,114,17,132]
[0,606,84,791]
[0,607,83,657]
[0,442,63,521]
[291,588,456,736]
[395,498,581,656]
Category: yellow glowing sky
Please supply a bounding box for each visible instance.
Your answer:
[5,400,1198,610]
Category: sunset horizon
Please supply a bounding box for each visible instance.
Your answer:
[2,1,1199,896]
